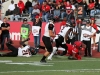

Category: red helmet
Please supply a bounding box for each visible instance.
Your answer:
[74,41,82,48]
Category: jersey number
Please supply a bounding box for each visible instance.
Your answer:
[78,6,83,15]
[60,26,65,32]
[22,49,31,55]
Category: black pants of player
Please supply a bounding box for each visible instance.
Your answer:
[83,40,91,56]
[67,37,76,45]
[2,43,18,57]
[42,36,53,53]
[55,35,68,55]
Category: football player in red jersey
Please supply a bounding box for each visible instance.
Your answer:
[67,41,86,60]
[47,41,86,60]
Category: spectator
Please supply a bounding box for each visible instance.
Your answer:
[32,15,42,54]
[38,0,44,5]
[64,1,73,24]
[5,9,13,20]
[87,0,95,15]
[29,0,38,17]
[60,2,66,20]
[42,1,51,22]
[25,0,32,14]
[63,0,67,6]
[82,0,88,17]
[53,6,60,22]
[18,0,25,14]
[10,4,20,21]
[8,0,15,13]
[20,18,31,46]
[1,17,10,50]
[90,1,100,17]
[31,5,40,21]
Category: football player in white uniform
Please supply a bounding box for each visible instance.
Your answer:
[47,23,73,60]
[40,18,56,63]
[0,38,35,57]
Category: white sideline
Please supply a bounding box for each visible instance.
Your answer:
[0,69,100,73]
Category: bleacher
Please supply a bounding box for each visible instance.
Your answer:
[1,0,32,21]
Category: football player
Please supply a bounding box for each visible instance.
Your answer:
[47,23,73,60]
[40,18,56,63]
[47,41,86,60]
[0,38,36,57]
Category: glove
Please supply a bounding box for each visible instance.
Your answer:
[53,35,58,42]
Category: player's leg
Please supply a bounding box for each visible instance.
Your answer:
[40,36,53,63]
[47,37,61,60]
[60,43,68,56]
[47,47,57,60]
[5,42,18,57]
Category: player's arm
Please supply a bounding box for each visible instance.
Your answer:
[65,28,73,41]
[48,24,55,37]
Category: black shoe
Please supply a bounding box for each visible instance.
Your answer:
[84,55,87,57]
[89,55,92,57]
[40,60,46,63]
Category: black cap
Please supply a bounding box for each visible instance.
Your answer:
[23,18,27,21]
[86,20,90,24]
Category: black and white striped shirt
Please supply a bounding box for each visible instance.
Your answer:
[68,26,78,39]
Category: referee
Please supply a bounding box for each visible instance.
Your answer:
[81,20,96,57]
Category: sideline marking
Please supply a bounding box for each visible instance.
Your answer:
[0,60,12,63]
[0,69,100,73]
[6,62,54,66]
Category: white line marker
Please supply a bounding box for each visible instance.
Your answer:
[6,62,54,66]
[0,60,12,63]
[1,69,100,73]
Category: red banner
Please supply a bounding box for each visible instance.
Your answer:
[9,22,61,42]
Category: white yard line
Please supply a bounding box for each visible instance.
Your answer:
[1,69,100,73]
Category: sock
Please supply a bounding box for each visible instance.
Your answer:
[41,56,46,61]
[58,48,65,51]
[48,47,57,59]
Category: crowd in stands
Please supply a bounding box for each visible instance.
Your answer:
[3,0,100,22]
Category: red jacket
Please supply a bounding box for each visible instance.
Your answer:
[18,1,25,14]
[42,5,50,12]
[88,3,95,10]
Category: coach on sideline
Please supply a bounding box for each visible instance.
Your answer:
[1,17,10,50]
[81,20,96,57]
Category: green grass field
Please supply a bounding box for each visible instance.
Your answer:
[0,54,100,75]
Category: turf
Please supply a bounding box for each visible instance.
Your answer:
[0,54,100,75]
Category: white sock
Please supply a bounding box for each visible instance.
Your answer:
[58,48,65,51]
[48,47,57,59]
